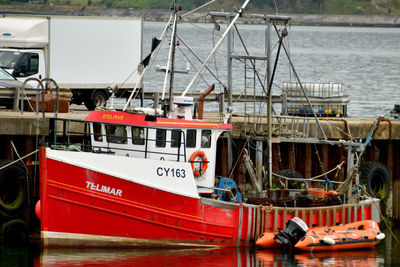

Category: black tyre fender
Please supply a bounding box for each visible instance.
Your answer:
[1,219,29,247]
[275,169,303,189]
[0,160,28,217]
[360,161,391,200]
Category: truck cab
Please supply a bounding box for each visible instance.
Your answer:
[0,48,46,82]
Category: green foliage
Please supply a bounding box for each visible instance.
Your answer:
[3,0,400,15]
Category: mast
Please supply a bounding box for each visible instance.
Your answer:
[161,1,179,116]
[168,3,179,114]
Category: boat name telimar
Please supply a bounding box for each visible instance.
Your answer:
[86,181,123,197]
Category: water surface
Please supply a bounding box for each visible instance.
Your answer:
[140,21,400,117]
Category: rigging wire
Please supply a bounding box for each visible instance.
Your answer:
[188,21,222,37]
[176,33,227,90]
[123,16,172,110]
[181,0,218,18]
[176,45,210,87]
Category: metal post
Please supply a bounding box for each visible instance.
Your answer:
[256,140,263,186]
[346,144,355,203]
[266,20,273,189]
[227,15,233,111]
[227,14,234,174]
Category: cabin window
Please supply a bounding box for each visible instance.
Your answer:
[93,123,103,142]
[106,125,127,144]
[132,126,145,145]
[187,129,196,148]
[171,130,182,148]
[201,130,211,148]
[156,129,166,147]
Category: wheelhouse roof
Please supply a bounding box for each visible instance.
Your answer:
[85,110,232,130]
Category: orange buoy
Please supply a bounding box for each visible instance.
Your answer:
[295,220,384,251]
[308,188,325,199]
[35,200,41,220]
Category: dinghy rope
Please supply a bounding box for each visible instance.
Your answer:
[358,183,400,244]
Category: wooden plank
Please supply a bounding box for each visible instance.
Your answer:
[260,208,264,234]
[322,144,329,178]
[288,144,296,170]
[333,208,336,225]
[347,206,351,223]
[274,209,278,231]
[309,210,313,227]
[256,207,261,238]
[342,206,345,225]
[369,142,377,162]
[283,209,287,230]
[387,141,394,178]
[361,203,365,220]
[325,208,329,226]
[318,209,322,226]
[272,143,280,173]
[354,205,357,222]
[305,144,312,178]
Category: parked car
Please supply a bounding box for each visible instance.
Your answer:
[0,67,34,109]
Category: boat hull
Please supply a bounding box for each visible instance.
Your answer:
[39,148,381,248]
[40,147,255,247]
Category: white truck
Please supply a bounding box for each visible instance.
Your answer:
[0,15,142,110]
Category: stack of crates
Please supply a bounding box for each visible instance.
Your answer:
[283,82,348,117]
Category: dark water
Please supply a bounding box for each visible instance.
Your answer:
[141,21,400,117]
[1,228,399,266]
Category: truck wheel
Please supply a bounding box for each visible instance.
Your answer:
[85,91,108,110]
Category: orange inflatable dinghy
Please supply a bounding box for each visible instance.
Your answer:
[295,220,385,251]
[256,232,281,249]
[256,217,309,249]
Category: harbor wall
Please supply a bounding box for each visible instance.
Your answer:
[0,111,399,239]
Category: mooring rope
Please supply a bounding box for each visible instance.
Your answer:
[272,161,345,183]
[0,149,39,171]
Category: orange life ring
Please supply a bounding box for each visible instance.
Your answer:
[189,150,208,177]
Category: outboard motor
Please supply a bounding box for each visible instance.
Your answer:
[275,217,308,249]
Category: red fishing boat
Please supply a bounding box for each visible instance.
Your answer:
[37,1,382,248]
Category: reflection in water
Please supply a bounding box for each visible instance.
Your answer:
[37,247,254,267]
[257,249,382,267]
[35,246,389,267]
